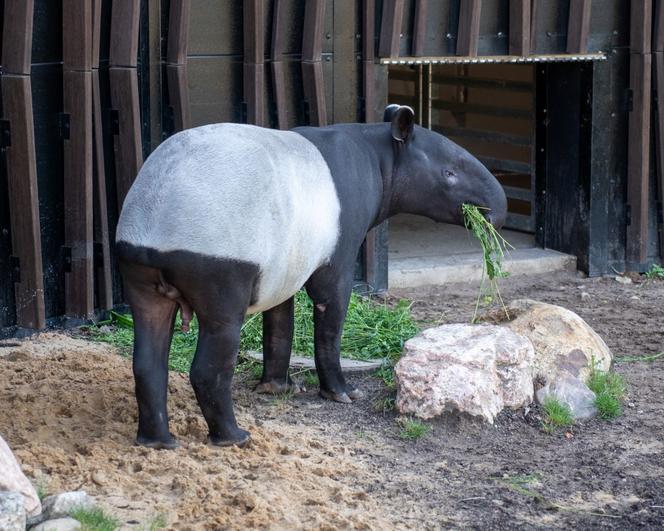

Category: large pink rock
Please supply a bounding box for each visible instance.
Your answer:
[395,324,534,423]
[0,434,41,517]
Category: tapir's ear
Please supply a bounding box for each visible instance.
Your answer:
[390,105,415,143]
[383,104,401,122]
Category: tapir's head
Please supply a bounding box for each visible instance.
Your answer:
[385,104,507,229]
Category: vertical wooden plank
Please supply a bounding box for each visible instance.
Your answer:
[655,0,664,52]
[378,0,404,58]
[1,0,33,74]
[1,77,46,329]
[63,71,94,318]
[166,65,191,131]
[530,0,538,53]
[566,0,592,54]
[457,0,482,56]
[627,53,652,263]
[167,0,191,65]
[271,0,289,129]
[63,0,93,71]
[363,0,377,122]
[302,0,327,126]
[110,0,141,67]
[631,0,653,54]
[654,52,664,258]
[412,0,428,57]
[509,0,531,56]
[92,0,102,69]
[243,0,265,126]
[110,67,144,207]
[92,69,114,310]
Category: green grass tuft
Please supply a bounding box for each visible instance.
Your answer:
[70,507,120,531]
[90,291,418,376]
[645,263,664,280]
[397,417,429,440]
[541,397,574,433]
[462,203,513,322]
[587,367,626,420]
[614,351,664,363]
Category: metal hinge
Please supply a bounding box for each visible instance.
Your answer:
[625,88,634,112]
[93,242,104,268]
[657,201,664,225]
[239,101,248,124]
[110,109,120,135]
[301,99,311,124]
[58,113,71,140]
[0,119,11,150]
[62,246,72,273]
[163,105,175,136]
[9,256,20,283]
[626,204,632,226]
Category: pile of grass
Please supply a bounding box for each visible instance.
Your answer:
[461,204,513,321]
[588,366,626,420]
[90,291,418,374]
[70,507,120,531]
[541,397,574,433]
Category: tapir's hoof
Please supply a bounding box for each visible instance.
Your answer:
[320,386,364,403]
[135,433,180,450]
[255,380,304,395]
[208,429,251,449]
[347,387,365,400]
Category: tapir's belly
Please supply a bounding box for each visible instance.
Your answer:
[116,123,341,313]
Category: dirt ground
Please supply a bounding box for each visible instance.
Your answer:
[1,270,663,530]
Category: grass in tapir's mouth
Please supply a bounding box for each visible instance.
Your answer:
[462,203,513,322]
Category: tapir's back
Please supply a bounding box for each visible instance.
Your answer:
[116,123,341,312]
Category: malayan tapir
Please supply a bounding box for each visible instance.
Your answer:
[115,104,507,449]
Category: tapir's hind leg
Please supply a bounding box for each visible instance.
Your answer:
[306,267,364,404]
[120,261,179,449]
[255,296,303,394]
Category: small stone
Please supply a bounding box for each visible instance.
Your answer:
[0,492,26,531]
[91,470,107,486]
[31,517,82,531]
[580,292,590,300]
[41,492,94,521]
[615,275,632,284]
[630,296,640,301]
[97,325,112,334]
[536,374,597,420]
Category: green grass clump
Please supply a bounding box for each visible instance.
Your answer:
[645,263,664,280]
[70,507,120,531]
[462,204,513,322]
[587,368,626,420]
[397,417,429,440]
[541,397,574,433]
[615,351,664,363]
[91,291,418,375]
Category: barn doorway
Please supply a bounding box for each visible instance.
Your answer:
[387,62,575,287]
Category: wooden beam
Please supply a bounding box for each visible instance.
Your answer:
[378,0,404,58]
[530,0,538,53]
[63,0,93,71]
[363,0,377,122]
[509,0,531,56]
[110,67,143,207]
[92,69,114,310]
[1,0,34,75]
[627,53,652,263]
[655,0,664,52]
[302,0,327,126]
[167,0,191,65]
[1,76,46,329]
[166,64,191,131]
[243,0,265,126]
[92,0,102,69]
[457,0,482,56]
[63,70,94,318]
[271,0,288,129]
[412,0,428,57]
[110,0,141,67]
[566,0,592,54]
[654,52,664,259]
[631,0,653,54]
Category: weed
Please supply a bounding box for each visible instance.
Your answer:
[397,417,429,440]
[140,513,167,531]
[588,366,626,420]
[372,395,396,413]
[299,370,319,388]
[615,351,664,363]
[33,478,48,502]
[541,397,574,433]
[645,263,664,280]
[462,204,513,322]
[70,507,120,531]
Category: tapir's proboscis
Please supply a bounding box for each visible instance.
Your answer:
[116,104,507,449]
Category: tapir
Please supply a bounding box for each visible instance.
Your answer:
[115,104,507,449]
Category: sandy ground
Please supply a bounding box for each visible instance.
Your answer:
[1,271,664,529]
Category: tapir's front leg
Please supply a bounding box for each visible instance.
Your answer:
[306,267,364,404]
[255,296,303,394]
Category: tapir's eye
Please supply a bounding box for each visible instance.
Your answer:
[444,170,455,178]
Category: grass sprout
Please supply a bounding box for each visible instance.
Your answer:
[462,204,514,322]
[397,417,430,440]
[541,397,574,433]
[70,507,120,531]
[587,365,626,420]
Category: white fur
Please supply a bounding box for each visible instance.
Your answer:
[117,123,341,313]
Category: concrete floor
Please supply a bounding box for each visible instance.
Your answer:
[388,214,576,288]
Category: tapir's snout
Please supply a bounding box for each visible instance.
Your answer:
[484,188,507,230]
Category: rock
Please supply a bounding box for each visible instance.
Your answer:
[0,491,26,531]
[31,517,82,531]
[482,299,612,383]
[41,492,93,521]
[0,434,42,517]
[394,324,534,423]
[536,374,597,420]
[580,292,590,300]
[615,275,632,284]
